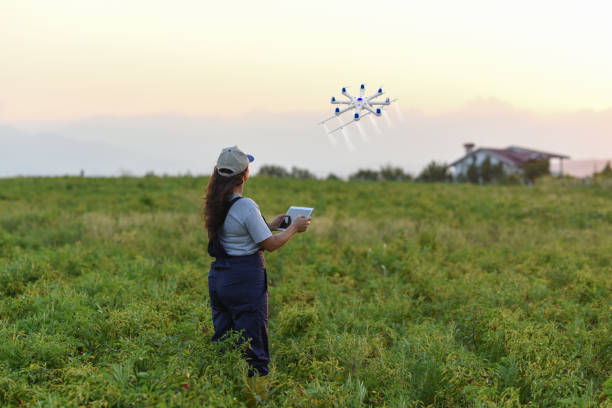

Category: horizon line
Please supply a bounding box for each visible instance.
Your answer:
[2,97,612,124]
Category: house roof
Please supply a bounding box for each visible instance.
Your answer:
[450,146,570,168]
[506,146,570,160]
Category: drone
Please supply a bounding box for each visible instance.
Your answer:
[319,84,397,139]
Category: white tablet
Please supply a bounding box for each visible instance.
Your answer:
[277,206,314,231]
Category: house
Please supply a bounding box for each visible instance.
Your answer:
[450,144,569,181]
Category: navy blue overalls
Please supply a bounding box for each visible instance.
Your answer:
[208,197,270,377]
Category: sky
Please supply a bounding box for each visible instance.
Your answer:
[1,0,611,176]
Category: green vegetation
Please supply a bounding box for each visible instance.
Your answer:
[0,176,610,407]
[417,161,451,183]
[521,159,551,185]
[349,166,412,182]
[596,162,612,178]
[257,166,316,179]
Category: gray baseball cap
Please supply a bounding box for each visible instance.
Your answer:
[216,146,254,177]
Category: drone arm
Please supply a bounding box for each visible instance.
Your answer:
[371,96,397,105]
[342,90,355,100]
[363,105,379,115]
[370,98,398,106]
[331,100,351,105]
[366,92,384,102]
[318,115,339,125]
[327,111,373,134]
[336,105,355,115]
[317,105,356,125]
[327,120,353,135]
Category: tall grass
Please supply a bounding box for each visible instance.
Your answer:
[0,176,610,407]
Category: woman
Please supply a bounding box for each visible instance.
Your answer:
[204,146,310,377]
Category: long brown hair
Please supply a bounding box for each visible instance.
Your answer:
[203,167,247,240]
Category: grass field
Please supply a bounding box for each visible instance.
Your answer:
[0,176,610,407]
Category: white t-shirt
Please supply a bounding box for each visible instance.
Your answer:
[218,195,272,256]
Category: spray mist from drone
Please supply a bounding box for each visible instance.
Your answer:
[369,114,382,135]
[341,128,356,150]
[393,102,406,122]
[356,122,369,143]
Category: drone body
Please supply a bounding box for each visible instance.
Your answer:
[319,84,397,141]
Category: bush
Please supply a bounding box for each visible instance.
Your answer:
[480,158,507,184]
[456,157,522,185]
[467,161,479,184]
[349,166,411,182]
[596,161,612,177]
[257,165,317,179]
[418,161,451,182]
[258,165,290,178]
[480,157,492,184]
[349,169,380,181]
[380,165,412,182]
[521,158,550,184]
[290,166,316,179]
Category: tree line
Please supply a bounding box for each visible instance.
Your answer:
[257,162,452,182]
[257,158,605,184]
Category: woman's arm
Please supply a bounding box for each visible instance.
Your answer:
[259,216,310,252]
[267,213,289,231]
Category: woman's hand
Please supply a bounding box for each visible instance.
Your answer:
[260,215,311,252]
[268,214,289,231]
[292,215,311,233]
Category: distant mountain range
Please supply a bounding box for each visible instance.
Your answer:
[0,125,176,177]
[2,99,611,178]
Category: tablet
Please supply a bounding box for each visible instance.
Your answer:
[277,206,314,231]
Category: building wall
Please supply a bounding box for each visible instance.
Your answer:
[453,151,521,179]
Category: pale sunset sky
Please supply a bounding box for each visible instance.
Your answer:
[1,0,611,176]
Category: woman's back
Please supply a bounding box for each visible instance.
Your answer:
[218,194,272,256]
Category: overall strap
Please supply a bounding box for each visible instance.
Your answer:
[225,196,243,218]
